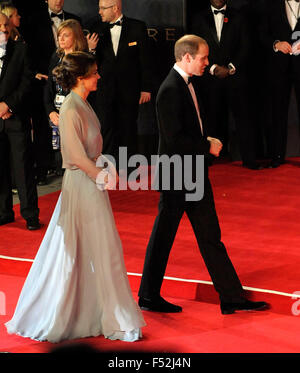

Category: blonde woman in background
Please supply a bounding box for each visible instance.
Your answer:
[0,2,22,41]
[44,19,98,176]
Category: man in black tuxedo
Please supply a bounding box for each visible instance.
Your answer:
[0,13,40,230]
[138,35,268,315]
[260,0,300,168]
[189,0,261,170]
[21,0,80,184]
[88,0,152,171]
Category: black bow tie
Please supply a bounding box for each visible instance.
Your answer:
[187,76,193,85]
[50,12,64,20]
[109,20,122,28]
[214,9,225,15]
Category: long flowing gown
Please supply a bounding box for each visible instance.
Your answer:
[5,91,145,343]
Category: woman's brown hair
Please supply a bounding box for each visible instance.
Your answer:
[56,19,88,58]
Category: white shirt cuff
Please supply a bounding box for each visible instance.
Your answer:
[210,64,217,75]
[228,62,236,74]
[273,40,280,52]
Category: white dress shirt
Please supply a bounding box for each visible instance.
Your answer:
[209,5,236,75]
[0,43,7,76]
[48,8,64,48]
[274,1,300,53]
[110,15,123,55]
[173,63,204,135]
[285,0,300,30]
[211,5,227,42]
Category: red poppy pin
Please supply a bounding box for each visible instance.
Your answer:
[224,17,228,23]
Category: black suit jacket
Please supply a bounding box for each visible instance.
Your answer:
[21,9,81,75]
[89,16,152,103]
[0,39,33,132]
[189,6,250,75]
[154,68,211,193]
[260,0,300,78]
[43,52,70,117]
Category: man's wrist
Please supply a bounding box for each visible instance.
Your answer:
[273,40,280,52]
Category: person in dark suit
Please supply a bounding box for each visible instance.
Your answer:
[21,0,80,184]
[189,0,261,170]
[260,0,300,168]
[87,0,152,172]
[0,12,40,230]
[138,34,268,315]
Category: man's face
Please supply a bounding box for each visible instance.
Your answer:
[47,0,64,14]
[99,0,117,23]
[0,14,10,44]
[210,0,227,9]
[188,43,209,77]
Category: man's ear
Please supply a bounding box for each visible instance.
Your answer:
[184,53,191,63]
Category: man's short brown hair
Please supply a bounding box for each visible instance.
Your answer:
[174,34,207,61]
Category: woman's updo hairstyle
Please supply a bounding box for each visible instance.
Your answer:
[52,51,96,91]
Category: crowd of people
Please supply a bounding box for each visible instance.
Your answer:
[1,0,299,229]
[1,0,298,343]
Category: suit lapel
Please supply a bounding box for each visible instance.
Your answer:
[293,4,300,32]
[172,69,204,136]
[0,39,13,81]
[295,18,300,32]
[105,26,116,58]
[219,9,230,46]
[116,16,128,56]
[206,9,220,46]
[281,0,294,31]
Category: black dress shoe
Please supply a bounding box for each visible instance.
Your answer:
[26,217,41,230]
[36,175,48,186]
[220,300,269,315]
[55,168,64,176]
[242,162,263,170]
[0,216,15,226]
[138,296,182,313]
[267,158,285,169]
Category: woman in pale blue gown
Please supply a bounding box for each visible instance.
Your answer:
[5,52,145,343]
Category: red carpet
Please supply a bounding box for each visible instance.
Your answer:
[1,159,300,353]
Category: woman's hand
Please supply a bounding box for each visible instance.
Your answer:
[49,111,59,126]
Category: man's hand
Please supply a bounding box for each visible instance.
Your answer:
[87,32,99,51]
[214,65,230,79]
[207,136,223,157]
[0,101,9,117]
[275,41,292,54]
[35,73,48,80]
[1,111,12,120]
[139,91,151,104]
[49,111,59,126]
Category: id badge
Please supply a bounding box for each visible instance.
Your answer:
[54,94,65,109]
